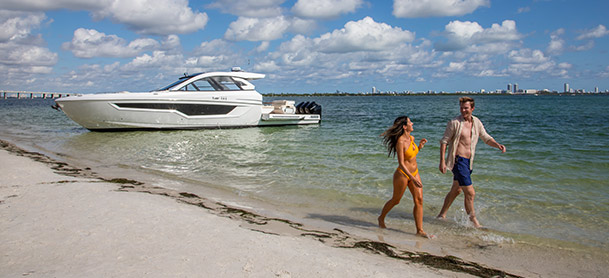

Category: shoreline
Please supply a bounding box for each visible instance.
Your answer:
[0,139,519,277]
[2,138,608,277]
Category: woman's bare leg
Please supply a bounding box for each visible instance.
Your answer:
[379,171,408,228]
[407,174,426,236]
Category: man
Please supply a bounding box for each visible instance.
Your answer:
[437,97,506,228]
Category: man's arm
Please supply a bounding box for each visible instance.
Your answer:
[486,139,506,153]
[476,118,506,153]
[439,143,447,173]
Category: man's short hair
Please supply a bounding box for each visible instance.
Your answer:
[459,97,475,108]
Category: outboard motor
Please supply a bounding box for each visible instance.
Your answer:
[308,102,322,116]
[296,101,309,114]
[295,101,321,116]
[295,101,304,114]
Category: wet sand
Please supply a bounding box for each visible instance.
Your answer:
[1,139,606,277]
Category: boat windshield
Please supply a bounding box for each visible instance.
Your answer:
[157,76,247,91]
[156,78,188,91]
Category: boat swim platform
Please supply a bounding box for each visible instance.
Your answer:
[1,91,72,99]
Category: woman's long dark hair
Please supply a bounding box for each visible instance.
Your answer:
[381,116,409,157]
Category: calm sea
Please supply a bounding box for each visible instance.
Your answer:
[1,94,608,253]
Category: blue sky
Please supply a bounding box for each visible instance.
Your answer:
[1,0,608,94]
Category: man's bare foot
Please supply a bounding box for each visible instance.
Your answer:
[470,216,482,228]
[416,231,436,239]
[436,215,447,220]
[378,216,386,229]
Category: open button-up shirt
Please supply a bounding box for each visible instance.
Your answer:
[440,115,494,170]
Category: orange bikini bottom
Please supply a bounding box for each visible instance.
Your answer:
[398,168,419,181]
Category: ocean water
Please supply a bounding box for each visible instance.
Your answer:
[1,94,608,254]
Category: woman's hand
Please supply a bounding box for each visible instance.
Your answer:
[419,138,427,149]
[412,178,423,188]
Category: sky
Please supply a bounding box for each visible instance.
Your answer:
[1,0,608,94]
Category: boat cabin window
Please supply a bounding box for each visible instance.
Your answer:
[181,79,216,91]
[210,76,242,91]
[160,75,249,91]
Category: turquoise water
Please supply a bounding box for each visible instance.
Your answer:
[1,95,608,252]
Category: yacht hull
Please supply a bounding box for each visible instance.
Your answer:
[57,96,263,130]
[55,70,321,131]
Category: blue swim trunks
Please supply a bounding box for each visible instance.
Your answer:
[452,156,473,186]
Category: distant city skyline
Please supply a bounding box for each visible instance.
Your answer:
[1,1,608,94]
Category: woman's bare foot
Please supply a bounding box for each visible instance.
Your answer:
[378,216,386,229]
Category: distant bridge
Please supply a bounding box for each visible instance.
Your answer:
[1,90,72,99]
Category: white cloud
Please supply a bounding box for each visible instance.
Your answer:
[507,48,567,77]
[189,39,242,69]
[194,39,233,56]
[435,20,522,52]
[292,0,363,19]
[0,11,57,77]
[314,16,415,53]
[160,35,182,53]
[577,24,609,40]
[571,40,595,52]
[509,49,549,64]
[123,50,183,71]
[0,11,46,42]
[62,28,159,58]
[207,0,284,17]
[92,0,208,35]
[224,16,290,41]
[546,28,565,56]
[288,17,317,34]
[0,0,106,11]
[3,0,207,35]
[446,61,465,72]
[256,41,270,52]
[253,17,432,86]
[0,44,57,67]
[393,0,489,18]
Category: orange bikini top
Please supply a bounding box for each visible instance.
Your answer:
[404,136,419,160]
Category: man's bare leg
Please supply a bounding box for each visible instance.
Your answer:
[437,180,462,219]
[461,185,482,228]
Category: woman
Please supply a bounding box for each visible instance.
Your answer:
[378,116,429,238]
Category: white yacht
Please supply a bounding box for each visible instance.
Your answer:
[54,68,321,131]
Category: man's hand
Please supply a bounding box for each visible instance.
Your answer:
[439,162,447,174]
[498,144,506,153]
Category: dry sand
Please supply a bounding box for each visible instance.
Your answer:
[1,143,504,278]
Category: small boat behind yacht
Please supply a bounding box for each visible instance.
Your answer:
[54,68,321,131]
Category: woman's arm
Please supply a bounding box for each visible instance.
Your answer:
[418,138,427,150]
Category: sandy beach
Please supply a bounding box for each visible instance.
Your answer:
[1,139,607,278]
[0,141,496,278]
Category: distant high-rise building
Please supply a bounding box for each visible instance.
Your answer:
[372,86,376,94]
[507,84,512,93]
[595,87,599,93]
[564,83,569,93]
[514,83,519,93]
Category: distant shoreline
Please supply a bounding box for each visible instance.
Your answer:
[262,92,609,97]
